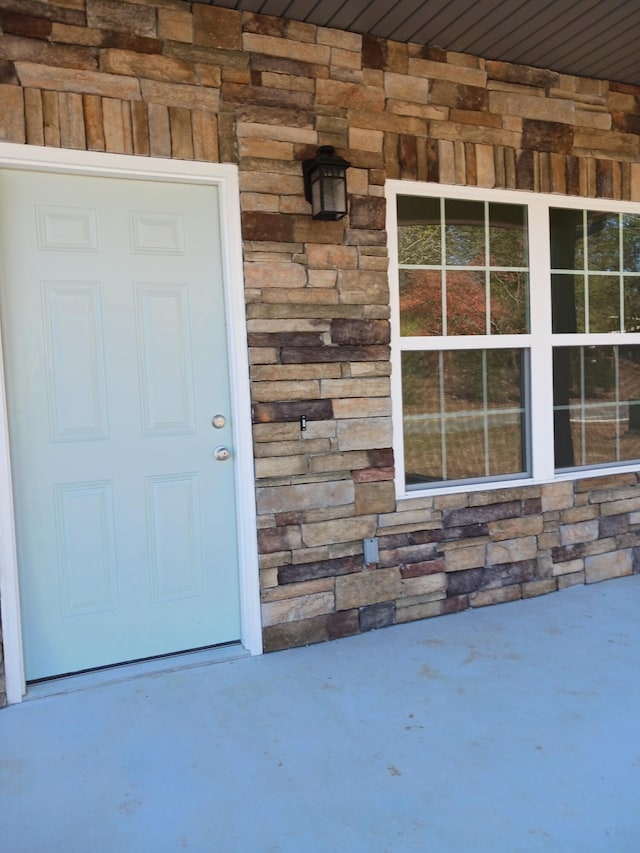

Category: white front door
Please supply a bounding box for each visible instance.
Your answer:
[0,169,242,680]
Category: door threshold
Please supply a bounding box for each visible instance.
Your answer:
[24,643,248,701]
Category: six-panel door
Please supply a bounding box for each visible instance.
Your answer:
[0,170,241,680]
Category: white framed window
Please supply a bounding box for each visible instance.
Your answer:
[387,180,640,497]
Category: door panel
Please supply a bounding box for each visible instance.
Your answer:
[0,170,241,680]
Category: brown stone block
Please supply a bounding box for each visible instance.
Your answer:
[430,80,488,111]
[223,83,313,112]
[448,561,536,596]
[0,12,52,39]
[399,133,418,180]
[515,149,533,190]
[82,94,105,150]
[552,543,585,563]
[316,78,384,111]
[0,59,16,84]
[425,136,439,182]
[100,49,196,84]
[87,0,156,38]
[24,87,44,145]
[485,60,559,90]
[130,100,149,155]
[410,57,486,87]
[0,84,24,143]
[263,615,329,652]
[354,480,395,515]
[103,97,131,153]
[148,101,170,157]
[248,331,324,348]
[360,601,395,631]
[573,127,639,159]
[42,89,60,146]
[242,211,295,242]
[522,578,558,598]
[251,53,324,81]
[596,158,614,198]
[400,558,446,579]
[380,541,438,569]
[331,319,390,346]
[443,502,521,528]
[165,42,249,75]
[50,22,105,48]
[335,566,401,610]
[352,466,394,483]
[362,34,386,71]
[0,1,84,26]
[59,91,86,149]
[1,35,98,71]
[281,345,388,364]
[101,33,163,56]
[344,228,387,248]
[279,555,361,584]
[470,585,522,608]
[609,80,640,96]
[585,549,633,583]
[252,399,333,425]
[15,61,140,99]
[258,525,302,555]
[140,79,218,111]
[243,11,316,43]
[158,7,193,44]
[368,448,394,468]
[449,109,501,128]
[169,106,193,160]
[328,609,360,639]
[522,119,573,154]
[292,217,345,244]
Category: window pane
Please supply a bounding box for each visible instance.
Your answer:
[397,196,441,265]
[402,349,527,487]
[624,276,640,332]
[399,269,442,336]
[587,212,620,272]
[550,208,583,269]
[553,346,640,469]
[490,271,528,333]
[622,214,640,272]
[588,275,620,332]
[446,270,486,335]
[489,203,528,268]
[445,199,485,266]
[552,274,585,333]
[402,352,443,484]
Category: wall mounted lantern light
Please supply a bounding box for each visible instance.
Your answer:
[303,145,351,220]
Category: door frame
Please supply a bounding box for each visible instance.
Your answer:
[0,142,262,704]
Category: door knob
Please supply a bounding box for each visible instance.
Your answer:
[213,446,231,461]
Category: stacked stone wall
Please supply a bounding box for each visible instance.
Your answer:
[0,1,639,683]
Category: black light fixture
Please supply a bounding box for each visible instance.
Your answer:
[303,145,351,220]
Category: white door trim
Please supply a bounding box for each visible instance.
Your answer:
[0,143,262,704]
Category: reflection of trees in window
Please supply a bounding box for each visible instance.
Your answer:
[554,346,640,469]
[551,208,640,468]
[398,197,529,338]
[402,350,525,483]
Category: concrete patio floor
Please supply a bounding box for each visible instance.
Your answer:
[1,575,640,853]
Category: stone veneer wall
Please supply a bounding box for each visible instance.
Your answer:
[0,1,640,692]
